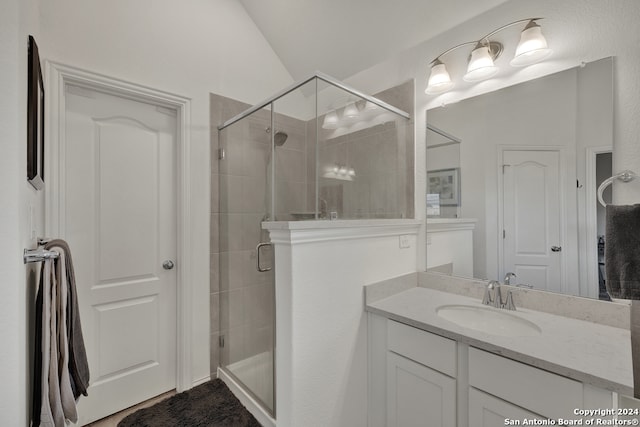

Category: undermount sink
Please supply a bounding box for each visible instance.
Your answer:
[436,304,542,337]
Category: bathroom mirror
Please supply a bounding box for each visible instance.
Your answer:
[426,57,614,300]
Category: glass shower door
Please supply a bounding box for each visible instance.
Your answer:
[218,105,275,414]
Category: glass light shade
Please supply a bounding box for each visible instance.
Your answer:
[322,111,339,129]
[343,102,359,121]
[510,22,552,67]
[363,101,379,116]
[463,45,499,82]
[425,61,454,95]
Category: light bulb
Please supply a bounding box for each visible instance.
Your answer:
[363,101,379,117]
[425,60,454,94]
[322,111,339,129]
[510,20,552,67]
[463,44,498,82]
[343,102,359,121]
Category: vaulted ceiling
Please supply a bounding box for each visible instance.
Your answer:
[239,0,512,81]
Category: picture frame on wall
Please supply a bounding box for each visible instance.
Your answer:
[427,168,460,206]
[27,35,45,190]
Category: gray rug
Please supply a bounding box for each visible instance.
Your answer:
[118,379,262,427]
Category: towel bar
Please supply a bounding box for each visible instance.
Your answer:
[24,238,59,264]
[597,170,638,207]
[24,248,59,264]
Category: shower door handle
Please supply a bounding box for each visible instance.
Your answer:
[256,242,273,272]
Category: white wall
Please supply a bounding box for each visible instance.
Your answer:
[1,0,294,424]
[344,0,640,270]
[36,0,295,387]
[266,221,420,427]
[0,0,43,424]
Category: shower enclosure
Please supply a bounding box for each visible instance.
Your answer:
[212,73,412,416]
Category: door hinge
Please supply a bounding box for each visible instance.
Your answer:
[218,148,225,160]
[503,229,506,239]
[219,335,225,348]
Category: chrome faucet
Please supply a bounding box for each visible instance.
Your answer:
[483,274,522,310]
[482,280,502,307]
[504,272,517,287]
[492,281,503,309]
[319,198,328,219]
[504,283,533,311]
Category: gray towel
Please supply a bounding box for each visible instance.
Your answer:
[632,301,640,399]
[43,239,90,399]
[33,240,91,426]
[606,204,640,399]
[605,204,640,299]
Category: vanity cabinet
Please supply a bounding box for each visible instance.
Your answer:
[467,347,614,424]
[387,352,456,427]
[369,315,616,427]
[386,320,457,427]
[468,388,542,427]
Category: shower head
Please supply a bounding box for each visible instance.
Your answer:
[274,131,288,146]
[266,127,289,146]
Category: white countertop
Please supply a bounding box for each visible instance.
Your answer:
[366,286,633,395]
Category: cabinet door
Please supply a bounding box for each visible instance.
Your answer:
[469,388,543,427]
[387,352,456,427]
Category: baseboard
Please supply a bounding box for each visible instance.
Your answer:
[218,367,276,427]
[192,375,211,388]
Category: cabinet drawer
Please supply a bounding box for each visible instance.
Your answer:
[387,320,457,377]
[469,387,544,427]
[468,347,582,420]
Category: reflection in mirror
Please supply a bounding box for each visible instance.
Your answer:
[426,57,614,300]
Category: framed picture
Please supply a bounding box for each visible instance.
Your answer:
[427,168,460,206]
[27,35,44,190]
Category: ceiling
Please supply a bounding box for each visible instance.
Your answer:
[238,0,512,82]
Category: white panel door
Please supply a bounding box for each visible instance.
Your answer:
[386,352,456,427]
[63,85,177,425]
[502,150,562,292]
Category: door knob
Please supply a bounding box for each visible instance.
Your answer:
[162,260,175,270]
[551,246,562,252]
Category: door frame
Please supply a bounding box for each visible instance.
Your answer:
[45,61,193,392]
[496,145,569,292]
[584,145,613,298]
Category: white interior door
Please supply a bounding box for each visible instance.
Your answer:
[502,149,563,292]
[63,84,177,424]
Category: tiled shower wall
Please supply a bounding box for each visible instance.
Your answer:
[310,80,415,219]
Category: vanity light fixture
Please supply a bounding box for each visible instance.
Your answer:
[321,100,360,129]
[362,100,380,116]
[342,102,360,122]
[510,20,552,67]
[425,59,455,95]
[322,110,340,129]
[425,18,552,95]
[463,42,501,82]
[323,163,356,181]
[321,99,387,130]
